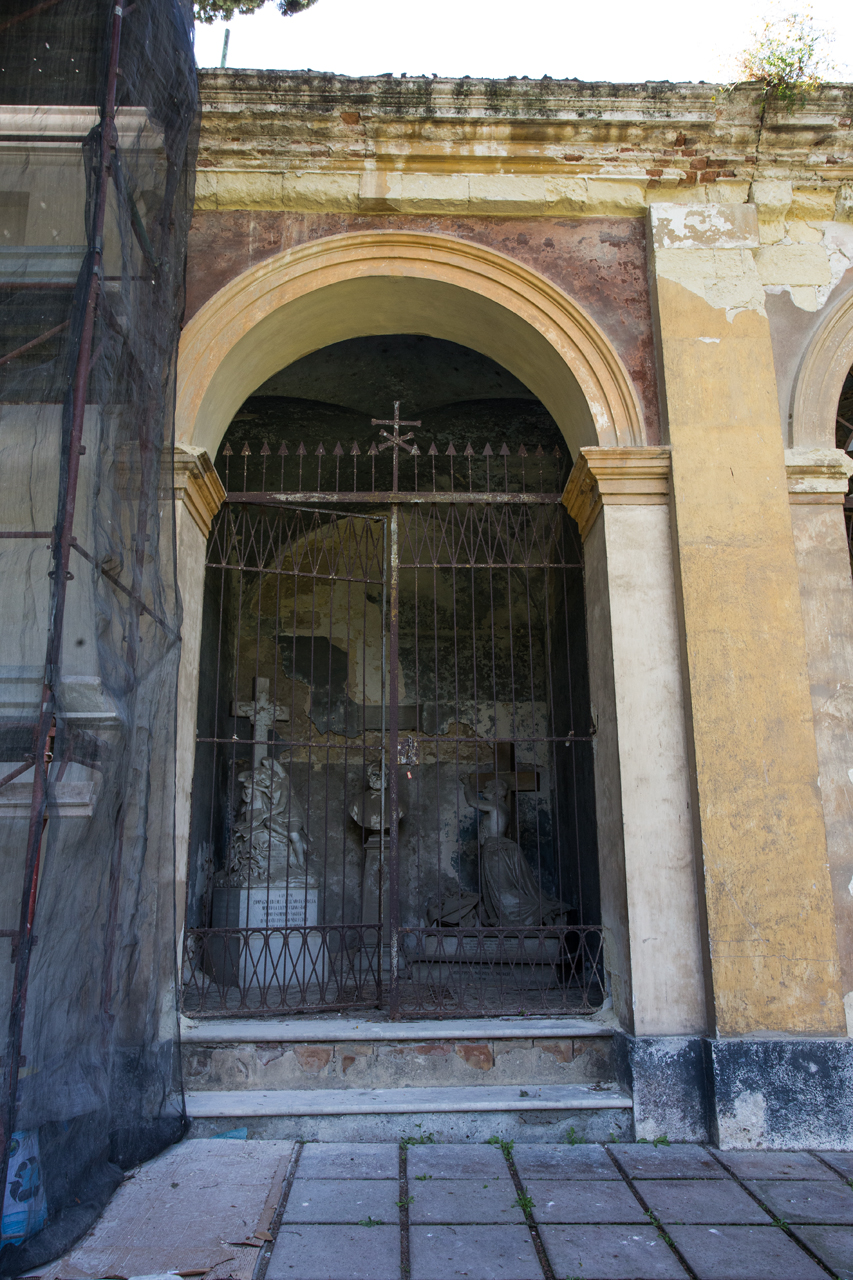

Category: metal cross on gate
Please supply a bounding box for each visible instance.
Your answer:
[371,401,421,492]
[368,402,422,1015]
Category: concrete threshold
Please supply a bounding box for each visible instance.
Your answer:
[179,1013,616,1042]
[184,1083,632,1117]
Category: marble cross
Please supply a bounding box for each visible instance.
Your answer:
[231,677,290,767]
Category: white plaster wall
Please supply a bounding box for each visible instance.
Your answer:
[593,504,707,1036]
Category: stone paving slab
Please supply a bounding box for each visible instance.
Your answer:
[32,1138,293,1280]
[268,1223,400,1280]
[637,1178,772,1225]
[531,1179,647,1224]
[538,1223,688,1278]
[714,1150,836,1181]
[790,1222,853,1280]
[297,1141,399,1179]
[747,1178,853,1224]
[408,1142,508,1180]
[666,1224,828,1279]
[409,1224,543,1279]
[282,1178,400,1224]
[408,1178,524,1224]
[608,1143,724,1180]
[821,1151,853,1180]
[512,1142,620,1180]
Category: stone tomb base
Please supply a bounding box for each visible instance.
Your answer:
[208,883,327,990]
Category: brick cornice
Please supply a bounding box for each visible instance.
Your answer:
[563,446,671,540]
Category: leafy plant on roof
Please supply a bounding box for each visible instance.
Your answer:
[195,0,319,24]
[731,7,837,105]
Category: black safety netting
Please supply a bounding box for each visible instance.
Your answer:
[0,0,198,1270]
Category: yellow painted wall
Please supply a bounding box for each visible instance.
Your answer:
[655,271,844,1036]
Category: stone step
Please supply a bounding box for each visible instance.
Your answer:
[184,1082,634,1144]
[180,1014,614,1041]
[180,1014,618,1093]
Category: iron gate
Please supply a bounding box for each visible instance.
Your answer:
[182,410,605,1017]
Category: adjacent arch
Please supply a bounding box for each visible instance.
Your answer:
[792,284,853,448]
[176,230,646,461]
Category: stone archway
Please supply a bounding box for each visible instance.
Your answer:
[791,285,853,448]
[172,229,709,1038]
[175,230,647,461]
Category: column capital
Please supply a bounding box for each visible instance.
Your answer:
[173,444,226,536]
[563,447,671,540]
[785,448,853,505]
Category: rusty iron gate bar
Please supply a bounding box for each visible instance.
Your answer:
[183,412,605,1018]
[183,505,388,1016]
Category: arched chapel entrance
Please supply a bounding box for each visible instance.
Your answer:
[174,232,708,1037]
[183,335,602,1017]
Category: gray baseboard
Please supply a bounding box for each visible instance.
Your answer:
[615,1031,853,1149]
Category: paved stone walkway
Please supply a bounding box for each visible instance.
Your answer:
[264,1141,853,1280]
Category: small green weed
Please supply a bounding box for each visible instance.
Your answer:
[513,1188,535,1216]
[358,1217,383,1227]
[401,1128,436,1148]
[652,1134,670,1147]
[563,1126,584,1145]
[396,1196,414,1209]
[773,1216,790,1230]
[414,1174,432,1181]
[487,1135,514,1159]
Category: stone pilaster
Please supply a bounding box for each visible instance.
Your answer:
[564,447,707,1050]
[785,448,853,1033]
[648,201,844,1038]
[173,446,225,951]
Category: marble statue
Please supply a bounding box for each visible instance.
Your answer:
[226,756,310,884]
[425,872,481,928]
[462,773,568,927]
[348,760,405,835]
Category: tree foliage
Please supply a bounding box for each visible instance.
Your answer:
[195,0,318,24]
[734,8,835,96]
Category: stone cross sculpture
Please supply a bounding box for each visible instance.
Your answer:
[231,676,290,769]
[462,773,567,927]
